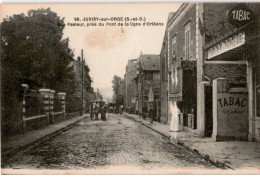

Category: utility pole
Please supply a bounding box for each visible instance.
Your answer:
[81,49,84,115]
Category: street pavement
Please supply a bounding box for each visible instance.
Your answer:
[2,114,218,170]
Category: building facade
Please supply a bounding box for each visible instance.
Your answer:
[201,3,260,141]
[137,53,160,121]
[166,3,198,134]
[160,13,175,124]
[125,59,139,113]
[163,3,260,142]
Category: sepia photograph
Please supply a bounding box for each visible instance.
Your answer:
[0,1,260,175]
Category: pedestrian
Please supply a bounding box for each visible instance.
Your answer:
[142,105,147,120]
[148,108,155,124]
[113,106,115,113]
[90,102,94,120]
[119,105,123,115]
[100,105,106,121]
[94,104,99,120]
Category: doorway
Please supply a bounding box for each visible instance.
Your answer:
[205,85,213,137]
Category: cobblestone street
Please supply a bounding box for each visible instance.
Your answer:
[2,114,218,170]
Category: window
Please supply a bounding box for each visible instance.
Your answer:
[145,72,153,81]
[185,22,191,60]
[172,35,177,63]
[153,72,160,81]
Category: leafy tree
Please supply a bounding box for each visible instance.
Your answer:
[1,8,76,124]
[112,75,124,105]
[112,75,123,94]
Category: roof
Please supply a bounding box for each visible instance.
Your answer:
[140,54,160,71]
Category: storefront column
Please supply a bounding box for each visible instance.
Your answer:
[197,83,205,136]
[196,3,205,136]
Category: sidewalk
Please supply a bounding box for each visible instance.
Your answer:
[2,114,87,158]
[124,113,260,170]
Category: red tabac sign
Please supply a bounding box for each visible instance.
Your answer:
[227,4,254,27]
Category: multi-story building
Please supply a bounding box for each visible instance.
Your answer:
[137,53,160,121]
[159,12,175,124]
[166,3,198,134]
[125,59,139,113]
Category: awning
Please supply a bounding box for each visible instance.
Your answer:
[204,20,260,61]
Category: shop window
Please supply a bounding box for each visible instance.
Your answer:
[185,22,191,60]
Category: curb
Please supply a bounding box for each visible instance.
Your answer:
[2,116,87,162]
[123,113,233,170]
[123,113,171,139]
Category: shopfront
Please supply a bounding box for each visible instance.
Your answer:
[203,4,260,141]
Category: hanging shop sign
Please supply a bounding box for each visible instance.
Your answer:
[131,97,136,104]
[207,32,245,60]
[227,4,254,27]
[148,86,154,102]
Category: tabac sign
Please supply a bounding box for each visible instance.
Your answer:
[227,4,254,27]
[207,32,245,59]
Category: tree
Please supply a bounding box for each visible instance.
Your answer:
[112,75,123,94]
[95,88,103,100]
[111,75,124,105]
[1,8,76,123]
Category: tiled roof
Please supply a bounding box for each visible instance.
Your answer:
[140,54,160,71]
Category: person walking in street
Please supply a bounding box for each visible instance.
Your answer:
[90,102,94,120]
[100,105,106,121]
[142,105,147,120]
[148,108,155,124]
[94,103,99,120]
[119,105,123,115]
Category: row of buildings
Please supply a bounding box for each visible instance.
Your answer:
[122,3,260,142]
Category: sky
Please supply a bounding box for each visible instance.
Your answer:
[1,3,181,99]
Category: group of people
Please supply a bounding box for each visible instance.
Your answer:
[110,105,123,114]
[142,106,156,122]
[89,103,107,121]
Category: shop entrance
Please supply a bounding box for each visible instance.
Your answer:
[205,85,213,137]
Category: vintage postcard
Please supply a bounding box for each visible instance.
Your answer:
[1,2,260,175]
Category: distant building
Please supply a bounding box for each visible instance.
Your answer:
[137,53,160,121]
[166,3,197,134]
[125,59,139,114]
